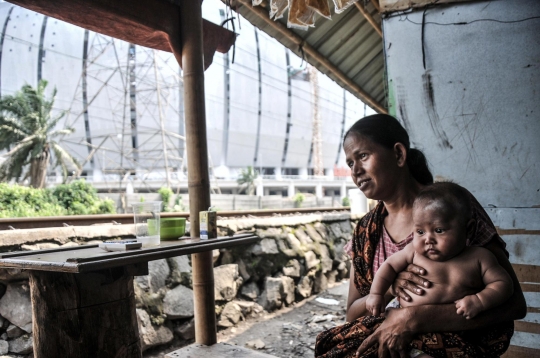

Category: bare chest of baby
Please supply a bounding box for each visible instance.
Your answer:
[399,247,485,308]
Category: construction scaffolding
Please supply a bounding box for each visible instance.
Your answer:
[60,31,186,191]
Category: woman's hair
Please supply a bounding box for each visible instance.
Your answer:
[344,114,434,185]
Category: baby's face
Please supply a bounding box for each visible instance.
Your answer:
[412,202,467,262]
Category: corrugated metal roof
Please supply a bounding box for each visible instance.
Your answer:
[225,0,387,113]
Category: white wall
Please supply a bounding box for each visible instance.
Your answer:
[383,0,540,350]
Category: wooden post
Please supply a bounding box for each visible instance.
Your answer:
[30,265,144,357]
[179,0,217,345]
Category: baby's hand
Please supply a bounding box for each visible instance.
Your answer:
[366,294,386,317]
[455,295,484,319]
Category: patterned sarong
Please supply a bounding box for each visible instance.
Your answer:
[314,200,514,358]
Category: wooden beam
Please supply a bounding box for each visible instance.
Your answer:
[179,0,217,346]
[236,0,387,114]
[370,0,381,12]
[355,2,382,37]
[379,0,473,14]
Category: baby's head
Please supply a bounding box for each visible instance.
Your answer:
[412,182,473,261]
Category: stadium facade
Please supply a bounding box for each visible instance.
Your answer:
[0,0,375,195]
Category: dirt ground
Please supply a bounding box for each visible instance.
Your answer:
[145,280,350,357]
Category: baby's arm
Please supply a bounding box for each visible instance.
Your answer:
[455,248,514,319]
[367,244,414,316]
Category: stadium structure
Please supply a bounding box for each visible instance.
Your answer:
[0,0,376,197]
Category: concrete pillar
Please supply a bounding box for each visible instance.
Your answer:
[288,181,295,198]
[349,188,367,214]
[256,177,264,197]
[316,182,323,199]
[340,181,347,199]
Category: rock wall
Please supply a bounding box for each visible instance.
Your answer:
[0,212,357,355]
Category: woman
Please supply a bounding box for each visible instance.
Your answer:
[315,114,526,358]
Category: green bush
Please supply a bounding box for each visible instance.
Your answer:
[0,183,66,218]
[172,195,186,212]
[0,181,115,218]
[342,197,350,207]
[158,186,174,212]
[52,179,114,215]
[293,193,305,208]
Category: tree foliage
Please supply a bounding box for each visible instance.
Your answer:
[0,80,79,188]
[237,166,258,195]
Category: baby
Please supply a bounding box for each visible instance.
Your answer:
[367,182,514,321]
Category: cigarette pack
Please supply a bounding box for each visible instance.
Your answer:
[99,240,142,252]
[199,210,217,240]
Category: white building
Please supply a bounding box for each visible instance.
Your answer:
[0,0,375,196]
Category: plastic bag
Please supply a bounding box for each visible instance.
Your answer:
[269,0,289,20]
[307,0,331,20]
[287,0,315,30]
[332,0,359,14]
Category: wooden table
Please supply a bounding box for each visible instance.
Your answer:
[0,234,258,358]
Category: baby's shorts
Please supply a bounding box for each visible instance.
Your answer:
[385,298,426,358]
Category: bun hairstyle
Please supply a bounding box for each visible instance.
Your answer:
[344,114,434,185]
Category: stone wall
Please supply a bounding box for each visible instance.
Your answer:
[0,212,357,355]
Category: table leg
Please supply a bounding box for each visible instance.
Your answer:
[29,264,147,358]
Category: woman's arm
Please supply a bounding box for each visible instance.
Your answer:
[356,240,527,357]
[346,266,369,322]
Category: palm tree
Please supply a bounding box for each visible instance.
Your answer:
[237,166,258,195]
[0,80,80,188]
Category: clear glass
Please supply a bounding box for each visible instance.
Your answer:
[132,201,162,247]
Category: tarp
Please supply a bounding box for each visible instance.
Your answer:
[7,0,236,69]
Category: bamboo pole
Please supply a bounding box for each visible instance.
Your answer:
[370,0,381,12]
[179,0,216,345]
[236,0,387,114]
[354,2,382,37]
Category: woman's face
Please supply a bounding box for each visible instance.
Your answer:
[344,132,403,200]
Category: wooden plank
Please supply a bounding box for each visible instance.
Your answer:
[30,267,141,357]
[0,234,259,273]
[515,321,540,335]
[502,345,540,358]
[0,244,98,258]
[521,283,540,293]
[512,264,540,283]
[166,343,277,358]
[498,229,540,236]
[0,234,253,260]
[380,0,475,13]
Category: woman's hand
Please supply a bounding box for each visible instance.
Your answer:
[392,264,431,302]
[356,308,415,358]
